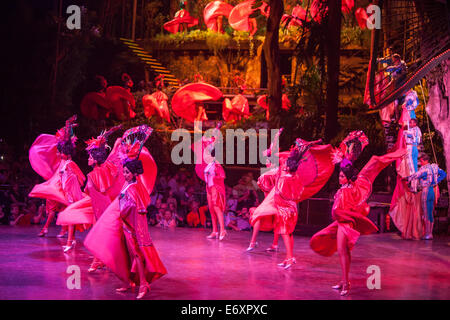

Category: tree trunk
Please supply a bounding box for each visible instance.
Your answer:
[324,0,342,141]
[425,59,450,232]
[263,0,284,128]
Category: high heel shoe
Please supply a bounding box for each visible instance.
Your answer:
[332,282,344,290]
[136,283,151,300]
[116,282,136,293]
[340,282,351,296]
[277,257,296,269]
[62,240,76,253]
[206,232,218,239]
[266,245,279,252]
[219,231,227,241]
[88,261,104,273]
[56,231,67,238]
[37,228,48,237]
[246,242,258,251]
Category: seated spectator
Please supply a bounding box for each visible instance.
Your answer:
[186,200,203,227]
[169,202,185,226]
[236,207,252,231]
[10,203,34,226]
[166,190,178,211]
[157,210,177,229]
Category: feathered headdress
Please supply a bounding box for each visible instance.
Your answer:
[332,130,369,165]
[85,125,122,152]
[55,115,78,146]
[120,125,153,163]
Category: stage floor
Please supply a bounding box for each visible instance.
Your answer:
[0,225,449,300]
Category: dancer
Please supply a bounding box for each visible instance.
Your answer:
[247,128,285,252]
[404,118,422,174]
[310,148,406,296]
[84,125,166,299]
[203,132,227,241]
[56,126,124,264]
[248,137,334,268]
[407,153,447,240]
[29,116,85,241]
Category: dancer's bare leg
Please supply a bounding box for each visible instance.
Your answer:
[281,234,293,260]
[66,225,75,247]
[249,220,261,245]
[336,225,351,293]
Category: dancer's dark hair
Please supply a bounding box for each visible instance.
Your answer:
[89,147,108,165]
[124,159,144,175]
[340,162,359,182]
[57,141,75,157]
[286,148,302,173]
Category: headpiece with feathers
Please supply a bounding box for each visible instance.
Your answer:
[120,125,153,163]
[332,130,369,165]
[286,137,322,173]
[55,115,78,146]
[85,125,122,152]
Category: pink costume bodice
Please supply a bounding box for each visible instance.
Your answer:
[59,160,85,204]
[119,182,152,247]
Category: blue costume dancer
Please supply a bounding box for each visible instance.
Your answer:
[409,153,447,239]
[404,119,422,174]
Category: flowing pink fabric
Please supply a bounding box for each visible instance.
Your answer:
[204,1,234,32]
[250,167,278,231]
[250,145,334,234]
[106,86,136,120]
[142,91,170,122]
[84,147,161,284]
[355,7,368,29]
[222,94,250,122]
[56,139,125,226]
[389,129,423,239]
[228,0,259,35]
[310,149,407,256]
[29,134,60,180]
[80,92,110,120]
[171,82,223,122]
[29,160,85,206]
[164,9,198,33]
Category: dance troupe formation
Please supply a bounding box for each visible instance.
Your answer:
[26,106,447,298]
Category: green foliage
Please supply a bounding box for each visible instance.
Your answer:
[341,26,371,49]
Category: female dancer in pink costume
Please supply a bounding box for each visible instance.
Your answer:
[310,148,406,296]
[84,125,166,299]
[56,126,124,265]
[249,137,334,268]
[204,136,227,241]
[247,128,285,252]
[29,116,85,244]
